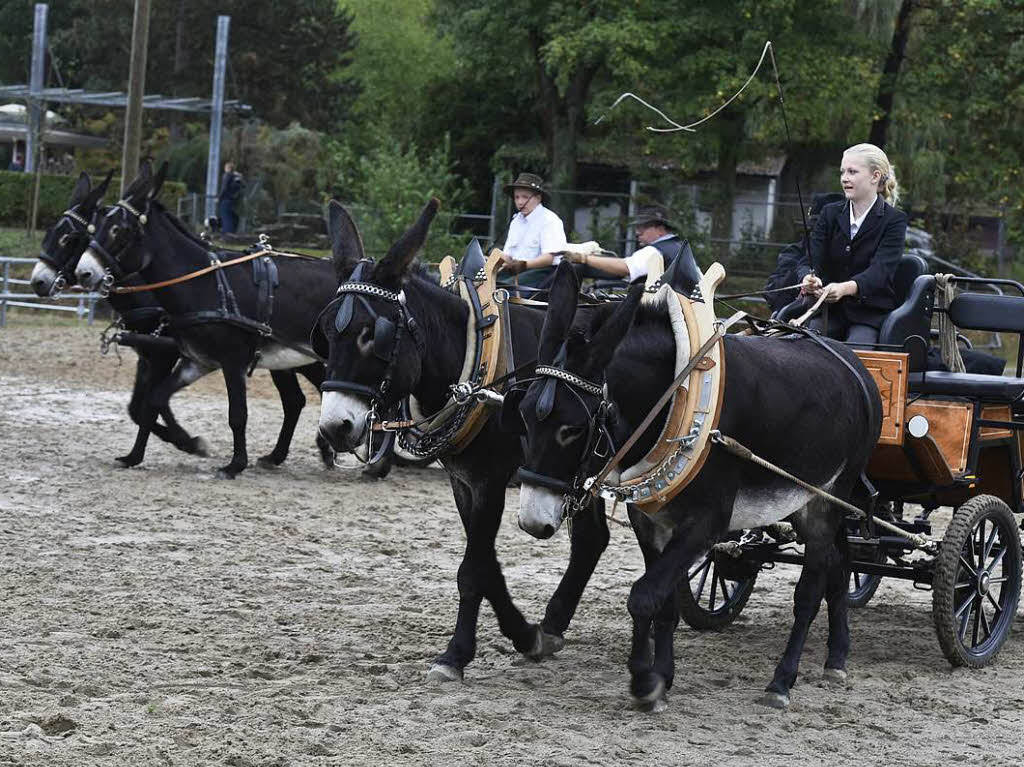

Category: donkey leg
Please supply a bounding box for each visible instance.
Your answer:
[217,361,250,478]
[537,498,611,654]
[117,358,211,467]
[626,513,718,708]
[431,476,536,680]
[761,501,841,708]
[298,363,336,468]
[822,520,852,683]
[257,370,306,468]
[140,350,207,455]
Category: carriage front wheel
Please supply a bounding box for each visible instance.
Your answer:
[678,546,758,630]
[932,494,1022,668]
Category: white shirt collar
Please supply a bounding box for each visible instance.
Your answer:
[850,195,878,235]
[516,202,546,221]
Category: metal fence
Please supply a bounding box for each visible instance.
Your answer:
[0,256,100,327]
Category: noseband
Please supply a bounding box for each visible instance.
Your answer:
[515,363,616,520]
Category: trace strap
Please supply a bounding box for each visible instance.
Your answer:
[110,249,313,295]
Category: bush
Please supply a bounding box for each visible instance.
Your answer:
[0,171,188,228]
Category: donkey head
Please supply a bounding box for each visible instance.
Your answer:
[512,262,643,538]
[317,198,440,457]
[32,170,113,296]
[76,160,167,290]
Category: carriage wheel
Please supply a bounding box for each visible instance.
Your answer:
[678,547,758,631]
[848,570,883,608]
[848,541,885,608]
[932,495,1022,668]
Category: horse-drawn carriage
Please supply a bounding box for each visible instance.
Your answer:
[682,263,1024,669]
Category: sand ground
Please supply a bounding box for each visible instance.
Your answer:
[1,320,1023,766]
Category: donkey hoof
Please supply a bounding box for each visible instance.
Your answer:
[115,454,142,468]
[822,668,848,685]
[526,628,565,660]
[426,664,463,684]
[630,673,666,709]
[215,468,239,480]
[183,436,209,456]
[638,695,669,714]
[256,454,283,469]
[757,691,791,710]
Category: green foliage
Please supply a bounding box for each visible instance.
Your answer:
[320,133,471,260]
[0,171,187,229]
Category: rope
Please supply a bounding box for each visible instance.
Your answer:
[711,432,936,552]
[935,273,966,373]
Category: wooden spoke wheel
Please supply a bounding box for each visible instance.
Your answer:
[678,545,758,631]
[933,495,1022,668]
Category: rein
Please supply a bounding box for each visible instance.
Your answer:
[109,249,315,295]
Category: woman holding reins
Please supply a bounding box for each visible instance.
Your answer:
[797,143,908,345]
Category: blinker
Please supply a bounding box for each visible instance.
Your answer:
[334,261,368,334]
[373,316,397,361]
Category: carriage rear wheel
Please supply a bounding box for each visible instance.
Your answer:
[678,546,758,630]
[848,540,885,608]
[932,495,1022,668]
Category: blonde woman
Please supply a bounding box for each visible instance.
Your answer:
[796,143,908,344]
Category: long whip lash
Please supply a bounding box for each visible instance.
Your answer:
[595,40,813,272]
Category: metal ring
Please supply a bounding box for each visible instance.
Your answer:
[493,288,510,304]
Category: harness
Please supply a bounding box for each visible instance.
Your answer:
[319,250,511,463]
[38,205,96,294]
[88,201,325,369]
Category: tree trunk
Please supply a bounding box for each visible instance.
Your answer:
[868,0,915,148]
[711,110,744,260]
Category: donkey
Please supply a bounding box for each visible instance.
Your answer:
[316,199,613,680]
[30,170,207,461]
[510,262,882,710]
[74,161,337,478]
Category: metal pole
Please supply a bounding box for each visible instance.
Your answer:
[489,175,501,245]
[625,179,639,256]
[25,3,47,176]
[996,207,1007,277]
[121,0,152,196]
[205,16,230,222]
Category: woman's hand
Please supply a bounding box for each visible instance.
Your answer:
[821,281,858,303]
[801,274,823,296]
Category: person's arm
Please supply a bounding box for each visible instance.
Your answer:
[563,251,629,277]
[848,209,908,307]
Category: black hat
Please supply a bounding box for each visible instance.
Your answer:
[628,204,679,232]
[503,172,547,198]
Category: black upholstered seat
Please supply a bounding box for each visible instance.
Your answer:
[907,371,1024,403]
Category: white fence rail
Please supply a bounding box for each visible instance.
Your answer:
[0,257,101,327]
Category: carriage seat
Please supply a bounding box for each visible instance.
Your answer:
[907,371,1024,403]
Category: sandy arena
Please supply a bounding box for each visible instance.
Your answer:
[2,320,1023,766]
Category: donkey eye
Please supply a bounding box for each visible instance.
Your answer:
[109,225,121,238]
[556,424,585,446]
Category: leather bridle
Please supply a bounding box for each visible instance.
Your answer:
[38,205,96,294]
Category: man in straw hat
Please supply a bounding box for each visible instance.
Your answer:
[498,172,568,287]
[564,203,701,289]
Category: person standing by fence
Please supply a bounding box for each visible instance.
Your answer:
[217,162,244,234]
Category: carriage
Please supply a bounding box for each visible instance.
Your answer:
[681,262,1024,669]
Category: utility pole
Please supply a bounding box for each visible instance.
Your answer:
[205,15,230,222]
[26,3,47,235]
[121,0,152,196]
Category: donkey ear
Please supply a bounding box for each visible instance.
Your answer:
[148,161,168,199]
[537,261,580,364]
[327,200,365,280]
[375,198,440,285]
[123,160,153,199]
[70,172,91,206]
[93,169,114,200]
[580,283,643,373]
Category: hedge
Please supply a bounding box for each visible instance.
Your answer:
[0,170,189,228]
